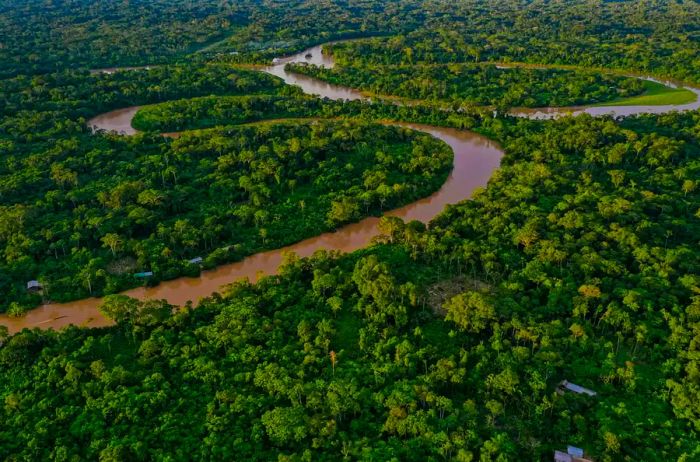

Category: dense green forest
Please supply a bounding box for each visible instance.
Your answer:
[6,0,700,81]
[0,63,286,126]
[287,62,646,108]
[2,0,700,461]
[1,112,699,461]
[1,108,452,314]
[319,2,700,83]
[130,93,497,134]
[0,0,246,77]
[0,0,421,77]
[131,95,330,132]
[0,59,467,314]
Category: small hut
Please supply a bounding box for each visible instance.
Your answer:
[133,271,153,279]
[554,447,593,462]
[27,280,42,292]
[557,380,597,396]
[188,257,203,265]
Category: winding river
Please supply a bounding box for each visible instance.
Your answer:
[2,42,699,333]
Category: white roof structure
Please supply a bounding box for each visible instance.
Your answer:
[560,380,597,396]
[554,449,593,462]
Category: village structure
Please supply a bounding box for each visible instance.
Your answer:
[557,380,597,397]
[554,445,594,462]
[26,280,42,292]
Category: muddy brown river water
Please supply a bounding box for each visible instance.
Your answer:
[3,42,699,333]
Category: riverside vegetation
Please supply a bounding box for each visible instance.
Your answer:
[1,111,699,461]
[286,62,648,108]
[1,1,700,461]
[0,68,453,313]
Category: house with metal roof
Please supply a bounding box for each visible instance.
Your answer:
[557,380,597,396]
[554,447,593,462]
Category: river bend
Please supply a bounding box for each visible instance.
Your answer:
[2,42,699,333]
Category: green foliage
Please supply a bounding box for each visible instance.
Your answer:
[2,110,699,461]
[288,62,646,108]
[0,118,452,311]
[2,1,700,461]
[323,2,700,84]
[132,95,321,132]
[0,63,284,121]
[444,291,495,333]
[0,0,420,76]
[0,0,248,77]
[130,92,496,134]
[598,80,697,106]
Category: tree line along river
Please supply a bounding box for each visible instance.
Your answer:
[2,41,699,333]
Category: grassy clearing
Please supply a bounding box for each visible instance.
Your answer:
[424,276,489,316]
[597,80,697,106]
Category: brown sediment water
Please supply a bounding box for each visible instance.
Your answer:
[7,41,699,334]
[262,44,368,102]
[0,123,501,334]
[89,106,141,135]
[11,43,503,333]
[262,46,700,119]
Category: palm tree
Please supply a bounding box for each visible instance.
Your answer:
[101,233,122,257]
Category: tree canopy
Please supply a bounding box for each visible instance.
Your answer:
[2,1,700,461]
